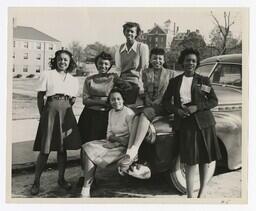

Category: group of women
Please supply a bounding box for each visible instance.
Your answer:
[30,21,222,198]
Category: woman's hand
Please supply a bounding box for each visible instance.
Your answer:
[177,108,190,118]
[108,135,119,142]
[103,141,121,149]
[187,105,198,114]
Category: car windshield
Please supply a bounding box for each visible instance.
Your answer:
[196,64,215,77]
[210,63,242,88]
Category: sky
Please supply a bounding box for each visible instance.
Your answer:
[9,7,244,49]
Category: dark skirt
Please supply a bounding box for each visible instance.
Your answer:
[176,114,222,165]
[33,98,81,153]
[78,107,109,144]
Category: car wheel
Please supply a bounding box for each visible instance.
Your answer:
[169,156,216,194]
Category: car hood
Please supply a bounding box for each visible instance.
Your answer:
[213,85,242,105]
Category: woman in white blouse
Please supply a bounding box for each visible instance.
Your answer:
[30,49,81,195]
[162,48,221,198]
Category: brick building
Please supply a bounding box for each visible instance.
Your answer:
[140,20,179,50]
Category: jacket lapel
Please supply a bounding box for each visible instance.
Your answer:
[191,73,201,104]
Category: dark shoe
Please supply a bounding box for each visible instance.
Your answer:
[76,176,85,188]
[31,182,40,195]
[58,179,72,191]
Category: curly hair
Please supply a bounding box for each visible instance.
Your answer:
[49,49,77,73]
[122,22,142,38]
[94,51,113,71]
[178,48,200,68]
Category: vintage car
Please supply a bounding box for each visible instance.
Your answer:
[136,53,242,194]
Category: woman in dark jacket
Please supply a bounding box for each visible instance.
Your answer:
[162,48,221,198]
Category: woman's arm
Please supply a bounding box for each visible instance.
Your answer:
[37,91,46,116]
[196,77,218,111]
[82,78,109,107]
[140,43,149,71]
[161,78,179,114]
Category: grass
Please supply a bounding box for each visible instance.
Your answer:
[12,77,85,120]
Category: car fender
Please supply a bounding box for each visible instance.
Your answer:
[214,112,242,170]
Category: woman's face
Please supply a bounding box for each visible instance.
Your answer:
[150,54,165,70]
[183,54,198,73]
[109,92,124,111]
[124,26,137,43]
[56,52,70,72]
[97,58,111,74]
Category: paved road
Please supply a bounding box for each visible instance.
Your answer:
[11,163,241,199]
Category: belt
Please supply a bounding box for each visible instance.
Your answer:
[47,94,70,101]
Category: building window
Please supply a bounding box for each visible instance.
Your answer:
[36,65,41,73]
[13,41,15,47]
[24,41,29,48]
[155,37,158,43]
[49,43,53,50]
[23,65,28,72]
[36,54,41,60]
[13,65,15,72]
[149,37,152,42]
[36,42,41,49]
[13,52,15,58]
[24,53,28,59]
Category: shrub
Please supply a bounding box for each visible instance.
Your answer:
[13,74,22,78]
[26,74,35,78]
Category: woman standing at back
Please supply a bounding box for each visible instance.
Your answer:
[115,22,149,105]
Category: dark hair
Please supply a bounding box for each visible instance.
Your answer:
[149,47,167,68]
[107,88,126,106]
[177,48,200,68]
[122,22,141,38]
[94,51,113,71]
[50,49,77,73]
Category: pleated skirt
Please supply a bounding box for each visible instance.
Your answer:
[177,114,222,165]
[33,98,81,153]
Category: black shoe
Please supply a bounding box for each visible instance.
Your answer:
[58,179,72,191]
[31,182,40,195]
[76,176,85,188]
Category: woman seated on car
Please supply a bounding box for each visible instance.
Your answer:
[118,47,175,176]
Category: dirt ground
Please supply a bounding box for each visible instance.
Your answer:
[11,163,242,199]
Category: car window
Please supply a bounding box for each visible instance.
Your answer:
[196,64,215,77]
[210,64,242,87]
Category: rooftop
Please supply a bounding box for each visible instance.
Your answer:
[13,26,60,42]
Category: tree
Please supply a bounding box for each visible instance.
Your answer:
[68,41,85,66]
[83,42,116,63]
[210,11,237,55]
[180,32,206,53]
[167,31,207,69]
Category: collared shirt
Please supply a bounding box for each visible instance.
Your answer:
[115,41,149,87]
[36,69,79,97]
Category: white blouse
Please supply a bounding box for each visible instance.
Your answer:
[36,70,79,97]
[180,75,193,105]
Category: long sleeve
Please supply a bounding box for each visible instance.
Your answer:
[114,48,121,76]
[140,43,149,71]
[82,78,90,105]
[162,78,179,115]
[197,77,218,111]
